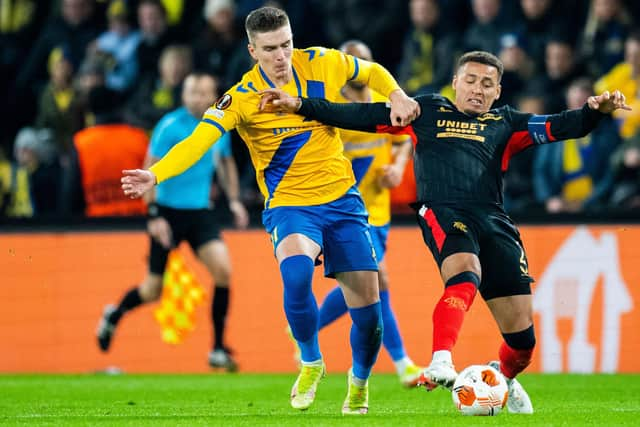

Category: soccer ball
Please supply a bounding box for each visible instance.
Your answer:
[451,364,508,416]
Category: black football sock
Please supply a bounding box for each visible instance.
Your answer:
[109,287,143,325]
[212,285,229,350]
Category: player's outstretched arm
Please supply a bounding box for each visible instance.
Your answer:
[259,88,394,133]
[121,122,223,199]
[545,89,632,141]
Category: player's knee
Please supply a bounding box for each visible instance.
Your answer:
[280,255,315,304]
[502,324,536,350]
[349,302,383,338]
[213,265,232,284]
[442,253,481,280]
[139,279,163,302]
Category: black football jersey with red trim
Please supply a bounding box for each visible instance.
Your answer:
[298,94,605,207]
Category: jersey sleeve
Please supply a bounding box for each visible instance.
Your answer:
[149,122,223,183]
[501,104,608,171]
[354,59,402,99]
[150,91,243,183]
[299,98,390,131]
[201,90,244,133]
[508,104,607,144]
[298,98,417,144]
[314,48,401,98]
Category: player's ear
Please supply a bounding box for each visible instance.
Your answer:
[452,75,458,90]
[247,43,257,61]
[495,84,502,100]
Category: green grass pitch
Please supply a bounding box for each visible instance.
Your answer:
[2,373,639,426]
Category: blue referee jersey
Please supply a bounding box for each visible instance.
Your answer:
[150,107,232,209]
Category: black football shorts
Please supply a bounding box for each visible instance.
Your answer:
[149,205,222,274]
[415,203,534,300]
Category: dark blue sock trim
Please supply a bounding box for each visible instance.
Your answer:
[445,271,480,288]
[502,325,536,350]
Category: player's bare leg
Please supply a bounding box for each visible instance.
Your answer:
[486,295,535,414]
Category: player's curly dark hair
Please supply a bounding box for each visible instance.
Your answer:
[457,51,504,81]
[245,7,290,43]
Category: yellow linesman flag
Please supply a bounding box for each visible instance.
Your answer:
[154,249,206,344]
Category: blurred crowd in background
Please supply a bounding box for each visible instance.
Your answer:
[1,0,639,221]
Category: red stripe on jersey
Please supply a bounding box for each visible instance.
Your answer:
[545,121,556,142]
[501,130,533,172]
[422,208,446,252]
[376,124,418,147]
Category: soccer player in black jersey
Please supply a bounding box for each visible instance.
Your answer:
[259,50,630,414]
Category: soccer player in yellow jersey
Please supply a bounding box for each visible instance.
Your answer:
[315,40,422,387]
[121,6,420,415]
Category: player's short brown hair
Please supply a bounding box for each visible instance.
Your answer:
[245,6,290,43]
[457,51,504,81]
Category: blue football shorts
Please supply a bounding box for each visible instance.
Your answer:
[369,223,390,263]
[262,189,378,278]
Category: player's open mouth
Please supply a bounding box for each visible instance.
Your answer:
[468,98,483,106]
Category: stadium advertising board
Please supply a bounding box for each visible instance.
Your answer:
[1,225,637,373]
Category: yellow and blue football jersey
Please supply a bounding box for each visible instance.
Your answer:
[150,47,401,209]
[337,89,410,226]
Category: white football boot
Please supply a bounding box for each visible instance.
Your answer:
[488,360,534,414]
